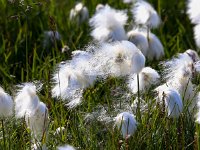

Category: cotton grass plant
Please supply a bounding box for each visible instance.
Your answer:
[127,28,148,56]
[128,28,164,60]
[160,50,200,115]
[0,86,13,148]
[70,2,89,24]
[128,67,160,94]
[89,4,128,42]
[114,112,137,139]
[14,83,49,149]
[0,86,13,118]
[132,0,161,45]
[155,87,183,118]
[132,1,160,29]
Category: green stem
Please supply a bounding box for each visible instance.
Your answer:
[196,123,200,150]
[2,119,6,149]
[137,74,141,122]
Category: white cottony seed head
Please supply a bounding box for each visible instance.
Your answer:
[127,28,148,56]
[132,1,160,28]
[155,86,183,118]
[89,5,128,42]
[0,87,13,118]
[194,24,200,48]
[26,101,49,141]
[57,145,76,150]
[187,0,200,24]
[15,83,40,118]
[146,32,164,60]
[115,112,137,138]
[128,67,160,94]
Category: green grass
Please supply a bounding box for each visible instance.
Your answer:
[0,0,200,149]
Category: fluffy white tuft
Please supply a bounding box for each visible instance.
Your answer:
[185,49,199,62]
[196,110,200,123]
[195,93,200,123]
[194,24,200,48]
[69,2,89,24]
[123,0,135,4]
[54,127,65,135]
[132,1,160,28]
[15,83,40,118]
[194,61,200,72]
[146,32,164,60]
[127,28,148,56]
[128,67,160,94]
[89,5,128,42]
[187,0,200,24]
[90,40,145,77]
[162,49,199,82]
[114,112,137,138]
[0,87,13,118]
[58,145,76,150]
[159,56,198,113]
[26,101,49,141]
[52,47,99,108]
[14,83,49,145]
[130,49,146,73]
[155,87,183,118]
[96,4,105,12]
[52,63,92,97]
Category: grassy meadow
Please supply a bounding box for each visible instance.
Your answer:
[0,0,200,149]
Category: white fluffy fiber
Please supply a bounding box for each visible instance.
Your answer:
[26,101,48,140]
[132,1,160,28]
[164,58,196,101]
[155,86,183,118]
[54,127,65,135]
[128,67,160,94]
[15,83,40,118]
[52,41,145,108]
[123,0,134,4]
[167,76,197,112]
[162,49,199,81]
[196,108,200,123]
[128,28,164,60]
[89,4,128,42]
[185,49,199,62]
[127,28,148,56]
[51,50,98,108]
[194,60,200,72]
[70,2,89,24]
[187,0,200,24]
[114,112,137,138]
[160,53,198,113]
[15,83,49,142]
[90,40,145,77]
[146,32,164,60]
[194,24,200,48]
[195,93,200,123]
[0,86,13,118]
[96,4,105,12]
[58,145,76,150]
[51,63,91,108]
